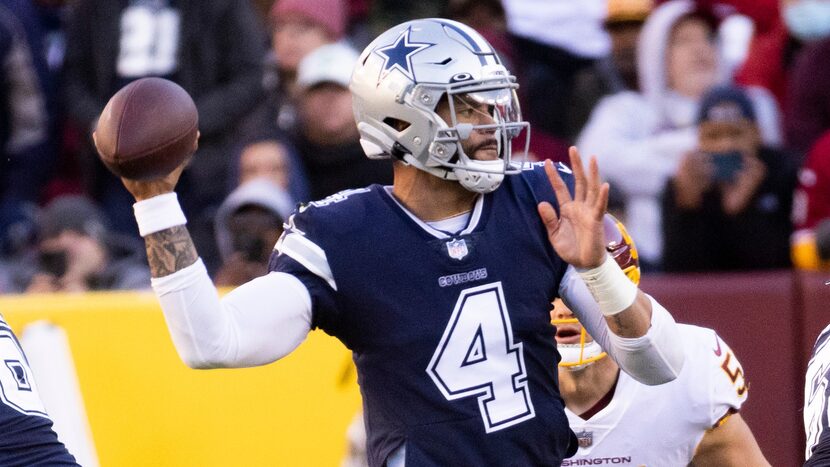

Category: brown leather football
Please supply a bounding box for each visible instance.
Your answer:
[94,77,198,181]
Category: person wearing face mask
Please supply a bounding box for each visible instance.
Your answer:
[577,0,781,270]
[785,1,830,153]
[730,0,830,128]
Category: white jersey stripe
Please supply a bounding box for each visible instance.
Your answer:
[277,233,337,291]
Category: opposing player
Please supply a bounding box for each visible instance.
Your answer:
[554,215,770,466]
[805,323,830,466]
[119,19,685,465]
[0,314,79,465]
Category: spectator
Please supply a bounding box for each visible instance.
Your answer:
[792,130,830,270]
[602,0,654,93]
[567,0,655,144]
[233,136,310,204]
[61,0,266,272]
[292,43,392,200]
[502,0,610,143]
[731,0,830,121]
[0,0,57,256]
[577,0,781,268]
[214,178,293,287]
[662,86,796,272]
[20,195,149,293]
[263,0,347,135]
[786,35,830,153]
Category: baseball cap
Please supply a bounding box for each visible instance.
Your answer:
[697,86,756,124]
[270,0,347,39]
[606,0,653,25]
[296,43,360,91]
[38,195,108,240]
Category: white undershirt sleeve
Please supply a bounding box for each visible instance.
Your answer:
[150,259,313,369]
[559,266,685,385]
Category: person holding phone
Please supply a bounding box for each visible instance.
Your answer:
[661,86,797,272]
[22,196,150,293]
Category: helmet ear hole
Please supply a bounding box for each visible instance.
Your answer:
[383,117,411,132]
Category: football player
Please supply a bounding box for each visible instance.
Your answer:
[120,19,686,465]
[0,314,78,465]
[805,322,830,466]
[554,214,770,466]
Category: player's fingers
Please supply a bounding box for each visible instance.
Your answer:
[595,182,610,221]
[568,146,586,202]
[585,156,601,207]
[537,201,560,235]
[544,159,573,206]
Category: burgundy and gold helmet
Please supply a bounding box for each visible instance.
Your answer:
[603,213,640,286]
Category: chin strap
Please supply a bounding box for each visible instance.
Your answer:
[454,159,505,193]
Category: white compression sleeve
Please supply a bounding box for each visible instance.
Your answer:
[604,296,685,385]
[151,259,312,368]
[559,266,685,385]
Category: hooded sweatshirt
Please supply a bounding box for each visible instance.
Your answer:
[214,178,295,262]
[577,0,781,265]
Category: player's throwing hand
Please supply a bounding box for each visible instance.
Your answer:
[538,146,610,269]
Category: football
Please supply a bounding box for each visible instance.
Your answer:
[93,77,198,181]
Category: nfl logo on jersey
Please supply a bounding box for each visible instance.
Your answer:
[446,238,469,260]
[576,430,593,448]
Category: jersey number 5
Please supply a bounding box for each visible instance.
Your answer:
[427,282,535,433]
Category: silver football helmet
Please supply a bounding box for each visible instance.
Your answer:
[350,18,530,193]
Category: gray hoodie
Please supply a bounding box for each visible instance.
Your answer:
[214,178,295,262]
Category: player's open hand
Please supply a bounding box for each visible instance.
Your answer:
[537,146,609,269]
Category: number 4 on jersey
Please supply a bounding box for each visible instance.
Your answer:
[427,282,535,433]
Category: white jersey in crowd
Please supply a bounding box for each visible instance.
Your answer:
[805,323,830,460]
[563,324,747,466]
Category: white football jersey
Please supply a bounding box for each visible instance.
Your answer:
[805,323,830,460]
[563,325,747,466]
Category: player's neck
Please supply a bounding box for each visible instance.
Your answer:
[392,164,478,222]
[558,358,620,417]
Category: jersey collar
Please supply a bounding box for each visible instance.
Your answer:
[382,186,484,239]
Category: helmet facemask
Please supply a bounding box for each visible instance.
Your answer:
[409,72,530,193]
[555,317,608,371]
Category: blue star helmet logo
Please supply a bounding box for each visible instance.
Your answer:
[374,27,433,82]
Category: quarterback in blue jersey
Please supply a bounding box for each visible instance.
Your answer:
[0,315,78,465]
[117,19,685,467]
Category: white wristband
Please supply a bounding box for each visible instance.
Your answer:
[576,254,638,316]
[133,192,187,237]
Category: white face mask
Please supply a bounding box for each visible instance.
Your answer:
[784,0,830,42]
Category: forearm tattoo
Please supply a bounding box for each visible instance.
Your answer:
[144,225,199,277]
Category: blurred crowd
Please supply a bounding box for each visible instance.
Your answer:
[1,0,830,294]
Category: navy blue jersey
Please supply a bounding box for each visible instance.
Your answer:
[0,315,78,466]
[270,163,578,466]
